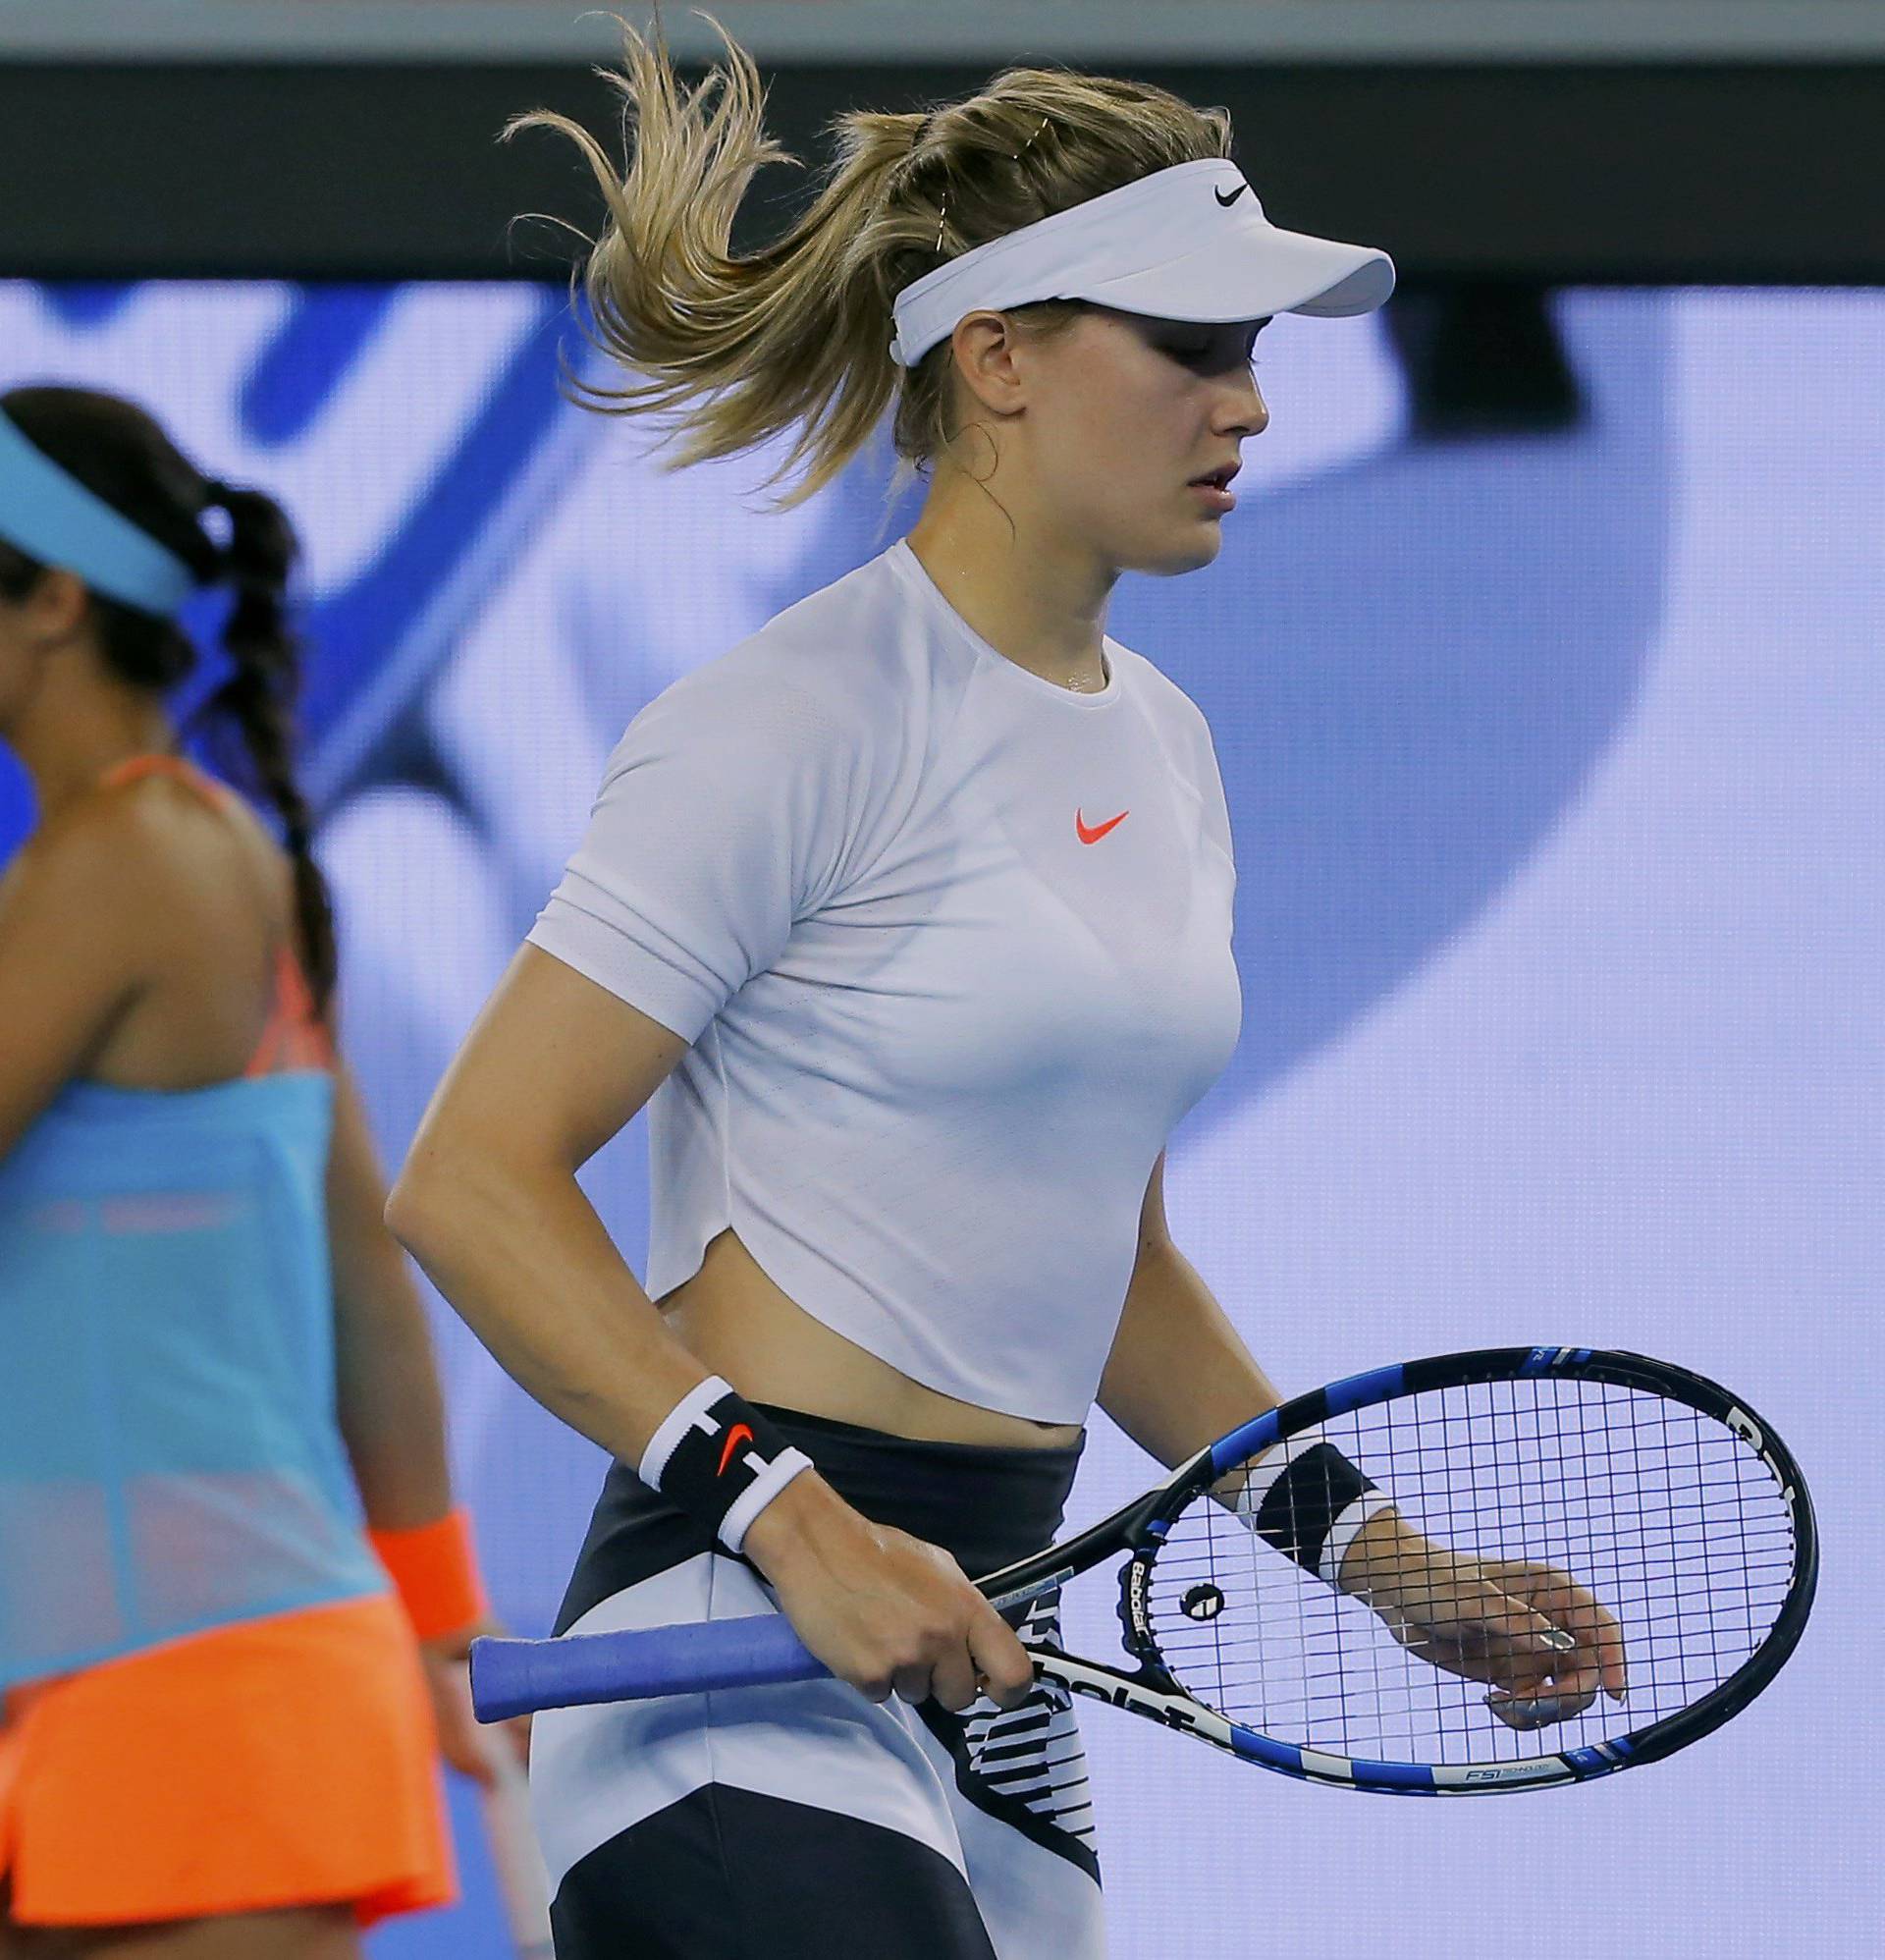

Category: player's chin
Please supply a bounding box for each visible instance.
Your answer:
[1132,521,1226,579]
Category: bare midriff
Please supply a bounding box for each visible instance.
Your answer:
[659,1225,1083,1451]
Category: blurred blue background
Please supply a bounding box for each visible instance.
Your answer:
[1,278,1876,1956]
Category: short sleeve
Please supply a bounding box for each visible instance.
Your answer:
[1123,649,1236,883]
[526,660,863,1044]
[1195,715,1236,877]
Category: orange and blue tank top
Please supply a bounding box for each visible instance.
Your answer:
[0,756,385,1688]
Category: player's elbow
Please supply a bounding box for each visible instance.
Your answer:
[383,1134,492,1264]
[382,1165,445,1261]
[385,1110,566,1270]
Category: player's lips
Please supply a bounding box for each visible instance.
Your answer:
[1188,462,1240,513]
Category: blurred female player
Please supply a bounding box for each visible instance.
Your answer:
[0,387,511,1958]
[391,26,1626,1959]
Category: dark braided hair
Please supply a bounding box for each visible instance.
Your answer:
[0,386,337,1017]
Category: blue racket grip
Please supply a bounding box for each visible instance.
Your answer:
[470,1615,831,1721]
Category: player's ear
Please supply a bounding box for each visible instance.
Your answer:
[947,311,1030,420]
[18,565,91,646]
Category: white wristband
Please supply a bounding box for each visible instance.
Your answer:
[1232,1431,1331,1522]
[1235,1429,1397,1590]
[638,1375,733,1491]
[1317,1489,1400,1589]
[719,1446,814,1555]
[637,1374,815,1556]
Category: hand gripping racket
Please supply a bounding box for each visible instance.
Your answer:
[470,1347,1815,1794]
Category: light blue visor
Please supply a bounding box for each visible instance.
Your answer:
[0,408,197,618]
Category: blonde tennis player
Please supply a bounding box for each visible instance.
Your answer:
[390,26,1571,1958]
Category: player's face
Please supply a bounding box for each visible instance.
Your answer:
[0,567,87,738]
[1026,307,1270,576]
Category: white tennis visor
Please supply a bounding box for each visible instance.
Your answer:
[889,157,1395,368]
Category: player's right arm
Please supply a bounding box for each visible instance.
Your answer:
[385,944,1030,1712]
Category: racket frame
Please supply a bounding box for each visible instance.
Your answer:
[967,1344,1818,1794]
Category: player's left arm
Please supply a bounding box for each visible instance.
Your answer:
[1096,1151,1284,1468]
[1099,1156,1625,1713]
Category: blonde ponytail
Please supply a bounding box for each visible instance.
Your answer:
[511,17,1231,501]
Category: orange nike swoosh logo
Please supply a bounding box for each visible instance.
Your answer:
[717,1423,754,1477]
[1076,808,1130,844]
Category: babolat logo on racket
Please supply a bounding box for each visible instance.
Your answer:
[1066,1672,1208,1736]
[1122,1555,1157,1643]
[1725,1407,1798,1519]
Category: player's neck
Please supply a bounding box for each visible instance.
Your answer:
[8,661,178,827]
[905,481,1112,695]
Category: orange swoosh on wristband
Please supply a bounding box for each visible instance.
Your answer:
[717,1424,755,1476]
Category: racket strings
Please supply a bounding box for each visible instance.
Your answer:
[1142,1379,1797,1766]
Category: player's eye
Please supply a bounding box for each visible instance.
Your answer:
[1157,333,1218,366]
[1153,328,1264,375]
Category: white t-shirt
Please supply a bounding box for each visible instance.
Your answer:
[528,539,1242,1423]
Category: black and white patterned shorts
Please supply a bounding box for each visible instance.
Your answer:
[529,1408,1104,1959]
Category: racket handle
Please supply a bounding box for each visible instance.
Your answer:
[470,1615,829,1720]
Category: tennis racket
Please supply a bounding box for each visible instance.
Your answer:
[470,1346,1815,1795]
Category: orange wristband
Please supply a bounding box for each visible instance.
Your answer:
[368,1507,490,1644]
